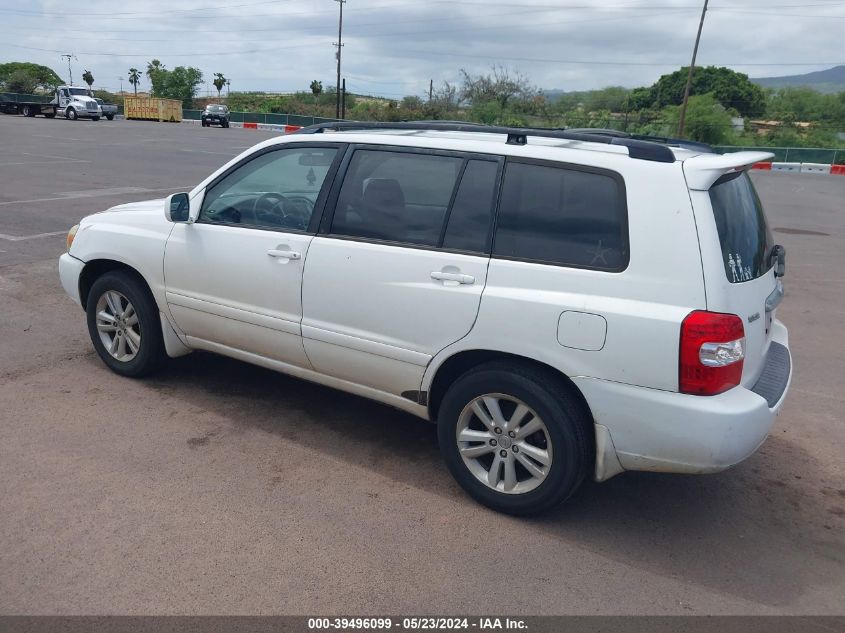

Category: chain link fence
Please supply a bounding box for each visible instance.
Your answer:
[182,109,338,127]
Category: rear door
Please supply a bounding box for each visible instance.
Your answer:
[690,170,783,386]
[301,147,502,397]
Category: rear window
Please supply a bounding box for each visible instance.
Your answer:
[709,172,773,283]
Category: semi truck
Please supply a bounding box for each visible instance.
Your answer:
[0,86,102,120]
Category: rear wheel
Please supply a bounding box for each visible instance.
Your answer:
[438,362,592,515]
[106,114,115,121]
[21,105,34,117]
[44,112,55,119]
[85,271,166,377]
[66,107,77,120]
[92,116,100,121]
[222,120,229,128]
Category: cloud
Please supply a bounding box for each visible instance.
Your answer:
[2,0,843,96]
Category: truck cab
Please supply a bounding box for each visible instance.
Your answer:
[54,86,101,121]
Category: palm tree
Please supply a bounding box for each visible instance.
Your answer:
[310,80,323,104]
[213,73,227,99]
[82,69,94,95]
[128,68,141,95]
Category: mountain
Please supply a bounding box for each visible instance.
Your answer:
[751,66,845,94]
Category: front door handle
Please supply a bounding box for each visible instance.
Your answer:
[267,249,301,260]
[431,271,475,285]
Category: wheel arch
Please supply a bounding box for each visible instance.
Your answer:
[426,349,595,428]
[79,259,155,309]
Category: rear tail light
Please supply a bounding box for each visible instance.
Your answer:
[679,310,745,395]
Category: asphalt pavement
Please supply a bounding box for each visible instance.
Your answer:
[0,114,843,615]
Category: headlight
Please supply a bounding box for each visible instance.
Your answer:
[66,224,80,251]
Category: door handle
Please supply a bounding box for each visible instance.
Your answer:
[431,271,475,285]
[267,249,301,260]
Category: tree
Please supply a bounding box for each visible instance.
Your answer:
[459,66,536,109]
[643,66,766,118]
[128,67,141,94]
[310,79,323,102]
[82,69,94,94]
[663,94,735,144]
[162,66,204,107]
[213,73,227,99]
[146,59,166,97]
[0,62,63,93]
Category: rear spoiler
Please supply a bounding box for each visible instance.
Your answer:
[683,151,774,191]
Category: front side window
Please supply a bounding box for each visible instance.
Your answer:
[494,161,627,271]
[330,150,463,246]
[200,146,338,231]
[709,171,773,283]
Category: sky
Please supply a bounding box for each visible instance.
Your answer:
[2,0,844,98]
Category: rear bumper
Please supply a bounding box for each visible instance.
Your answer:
[59,252,85,307]
[579,320,791,479]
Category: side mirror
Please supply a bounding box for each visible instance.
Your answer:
[165,192,191,223]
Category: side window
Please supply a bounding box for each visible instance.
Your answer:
[493,161,627,271]
[442,160,498,253]
[330,150,463,246]
[200,146,338,231]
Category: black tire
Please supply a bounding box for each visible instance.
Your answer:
[201,119,207,127]
[222,120,229,128]
[85,271,166,378]
[66,107,77,120]
[106,114,115,121]
[92,116,100,121]
[44,112,55,119]
[437,361,592,516]
[22,105,33,117]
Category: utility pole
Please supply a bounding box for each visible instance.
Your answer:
[119,77,124,94]
[333,0,346,119]
[678,0,708,137]
[341,78,346,119]
[429,79,433,103]
[61,54,74,85]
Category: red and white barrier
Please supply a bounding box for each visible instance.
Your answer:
[752,162,844,176]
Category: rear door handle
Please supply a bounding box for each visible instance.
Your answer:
[267,249,301,260]
[431,271,475,285]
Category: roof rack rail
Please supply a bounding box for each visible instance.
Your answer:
[294,121,677,163]
[563,128,715,153]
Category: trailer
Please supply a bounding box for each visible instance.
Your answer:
[0,86,102,120]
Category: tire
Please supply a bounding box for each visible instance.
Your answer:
[92,116,100,121]
[222,120,229,128]
[22,105,33,117]
[201,119,207,127]
[66,107,77,120]
[85,271,166,378]
[437,361,592,516]
[106,114,114,121]
[44,112,55,119]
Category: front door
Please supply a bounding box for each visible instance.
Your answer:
[302,147,501,396]
[164,144,342,367]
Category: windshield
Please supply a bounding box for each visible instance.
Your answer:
[207,105,228,113]
[68,88,90,96]
[95,98,104,104]
[709,171,774,284]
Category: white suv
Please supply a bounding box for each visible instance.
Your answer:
[59,122,792,515]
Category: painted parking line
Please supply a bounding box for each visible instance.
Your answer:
[0,231,66,242]
[0,185,193,207]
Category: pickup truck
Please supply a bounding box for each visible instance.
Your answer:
[94,98,118,120]
[0,85,101,120]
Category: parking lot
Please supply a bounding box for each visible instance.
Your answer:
[0,114,843,615]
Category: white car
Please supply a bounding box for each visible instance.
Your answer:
[59,122,792,515]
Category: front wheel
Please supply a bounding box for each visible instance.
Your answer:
[222,120,229,128]
[106,114,115,121]
[438,362,592,515]
[66,107,77,120]
[85,271,166,377]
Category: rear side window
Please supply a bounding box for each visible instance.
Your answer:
[442,160,499,253]
[709,172,773,283]
[493,161,627,271]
